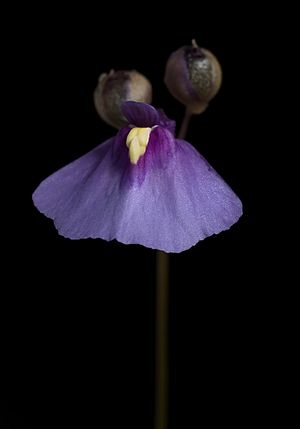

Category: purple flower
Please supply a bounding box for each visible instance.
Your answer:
[32,102,242,253]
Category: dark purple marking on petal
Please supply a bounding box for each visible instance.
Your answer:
[121,101,159,127]
[121,126,177,187]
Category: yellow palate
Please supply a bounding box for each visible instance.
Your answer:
[126,127,151,164]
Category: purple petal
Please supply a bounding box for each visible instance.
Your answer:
[33,129,242,253]
[156,109,176,135]
[33,138,118,237]
[121,101,158,127]
[115,132,242,252]
[122,126,176,187]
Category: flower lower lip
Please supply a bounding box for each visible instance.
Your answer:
[32,101,242,253]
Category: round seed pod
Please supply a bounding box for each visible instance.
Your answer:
[164,40,222,114]
[94,69,152,128]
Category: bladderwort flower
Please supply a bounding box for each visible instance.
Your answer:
[32,101,242,253]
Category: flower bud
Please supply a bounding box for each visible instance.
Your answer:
[164,40,222,114]
[94,69,152,128]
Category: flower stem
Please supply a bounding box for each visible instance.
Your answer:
[154,250,169,429]
[154,109,192,429]
[177,108,192,140]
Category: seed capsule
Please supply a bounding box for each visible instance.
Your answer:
[94,70,152,128]
[164,40,222,114]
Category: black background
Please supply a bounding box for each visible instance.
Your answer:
[2,5,277,428]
